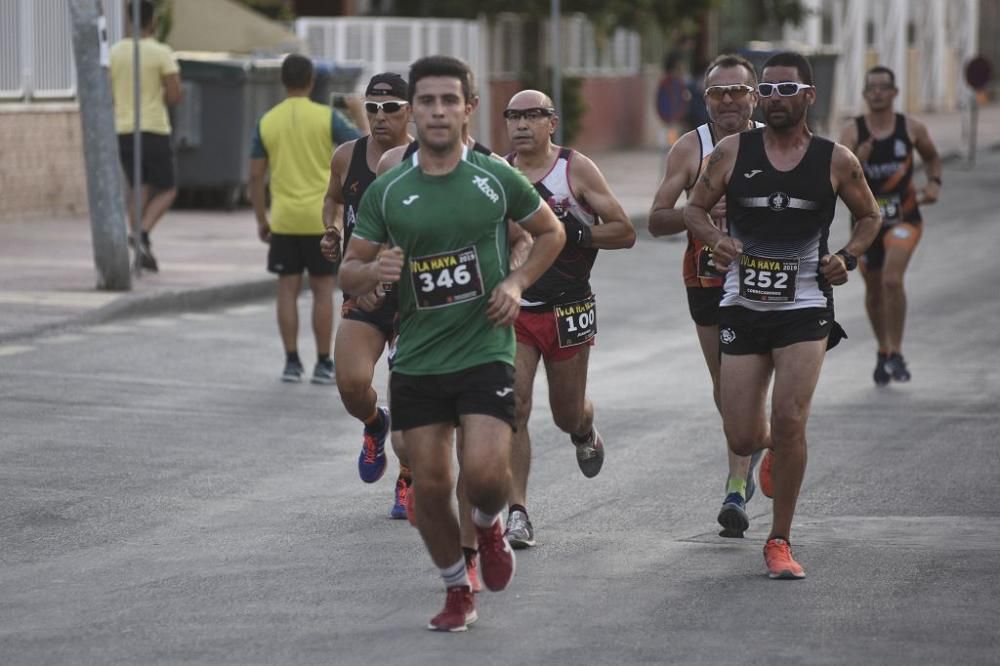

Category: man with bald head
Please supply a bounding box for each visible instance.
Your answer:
[502,89,636,549]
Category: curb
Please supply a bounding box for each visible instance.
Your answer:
[0,278,276,345]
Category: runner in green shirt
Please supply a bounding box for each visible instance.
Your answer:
[339,56,564,633]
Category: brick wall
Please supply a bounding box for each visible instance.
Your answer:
[0,104,89,221]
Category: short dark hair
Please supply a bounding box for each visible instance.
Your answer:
[865,65,896,88]
[407,56,473,103]
[762,51,814,86]
[281,54,314,90]
[705,53,758,87]
[127,0,155,29]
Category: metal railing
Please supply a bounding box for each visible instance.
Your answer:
[0,0,125,102]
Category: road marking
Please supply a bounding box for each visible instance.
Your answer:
[135,318,177,328]
[179,313,218,322]
[89,324,134,334]
[38,334,88,345]
[0,290,119,308]
[224,304,268,316]
[0,345,34,357]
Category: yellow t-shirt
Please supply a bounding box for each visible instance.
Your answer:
[110,37,179,135]
[252,97,359,235]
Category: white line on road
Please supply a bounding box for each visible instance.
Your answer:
[0,345,34,357]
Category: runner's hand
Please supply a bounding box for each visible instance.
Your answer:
[376,246,404,284]
[486,278,521,326]
[918,181,940,205]
[710,200,727,230]
[320,228,342,262]
[356,287,385,312]
[710,236,742,272]
[257,220,271,244]
[820,253,849,286]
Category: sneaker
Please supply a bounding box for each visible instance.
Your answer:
[358,406,389,483]
[310,358,335,385]
[886,352,911,382]
[745,449,762,503]
[717,492,749,538]
[873,352,890,386]
[505,509,536,549]
[474,518,516,592]
[281,358,304,383]
[135,238,159,272]
[464,551,482,594]
[427,585,477,632]
[759,449,774,499]
[763,537,806,579]
[573,426,605,478]
[389,475,409,520]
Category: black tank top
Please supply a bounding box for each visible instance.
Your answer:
[402,139,492,160]
[507,147,597,309]
[341,136,376,248]
[854,113,920,224]
[725,129,837,311]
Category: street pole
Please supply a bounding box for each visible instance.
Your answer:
[551,0,563,145]
[131,0,144,276]
[68,0,131,290]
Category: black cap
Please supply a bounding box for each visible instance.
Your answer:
[365,73,407,99]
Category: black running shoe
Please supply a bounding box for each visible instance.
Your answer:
[886,353,911,382]
[873,353,890,386]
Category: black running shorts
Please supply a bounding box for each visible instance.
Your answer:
[267,234,337,276]
[718,306,844,355]
[389,361,516,432]
[341,292,398,341]
[686,286,724,327]
[118,132,176,190]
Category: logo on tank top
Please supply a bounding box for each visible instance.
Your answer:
[546,196,571,216]
[767,192,790,211]
[894,139,907,158]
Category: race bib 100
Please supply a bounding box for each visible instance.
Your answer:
[554,295,597,348]
[410,246,484,309]
[738,254,799,303]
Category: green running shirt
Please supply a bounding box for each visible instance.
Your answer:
[353,146,543,375]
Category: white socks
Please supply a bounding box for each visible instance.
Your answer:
[471,507,500,529]
[440,558,470,589]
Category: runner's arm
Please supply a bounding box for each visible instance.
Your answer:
[162,72,182,106]
[249,157,270,243]
[340,239,401,296]
[683,135,740,270]
[570,154,635,249]
[487,204,565,326]
[320,142,353,261]
[648,134,697,237]
[910,118,942,204]
[376,145,407,176]
[831,144,881,262]
[508,219,533,270]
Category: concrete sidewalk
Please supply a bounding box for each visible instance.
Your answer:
[1,103,997,344]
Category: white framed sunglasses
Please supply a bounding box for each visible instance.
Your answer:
[757,82,814,97]
[704,84,755,100]
[364,100,409,114]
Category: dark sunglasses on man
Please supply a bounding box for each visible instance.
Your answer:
[502,107,556,121]
[756,82,814,97]
[703,84,755,100]
[364,100,408,114]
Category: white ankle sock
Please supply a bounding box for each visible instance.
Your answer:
[471,507,499,529]
[440,558,470,589]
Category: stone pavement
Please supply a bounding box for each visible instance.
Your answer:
[1,103,997,343]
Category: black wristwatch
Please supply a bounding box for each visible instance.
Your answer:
[835,249,858,271]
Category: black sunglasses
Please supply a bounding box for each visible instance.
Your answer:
[503,107,556,121]
[364,100,408,114]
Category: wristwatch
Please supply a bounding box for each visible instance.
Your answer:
[835,249,858,271]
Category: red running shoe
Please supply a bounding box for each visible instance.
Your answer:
[427,585,477,632]
[405,481,416,526]
[475,519,516,592]
[763,537,806,580]
[759,449,774,499]
[465,550,482,594]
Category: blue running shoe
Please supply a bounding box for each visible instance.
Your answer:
[717,492,750,538]
[745,449,763,503]
[389,474,409,519]
[358,406,389,483]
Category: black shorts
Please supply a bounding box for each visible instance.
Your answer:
[687,286,724,326]
[118,132,176,190]
[718,306,846,355]
[267,234,337,276]
[341,291,398,341]
[389,361,516,432]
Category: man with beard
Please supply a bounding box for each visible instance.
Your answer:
[649,54,765,538]
[319,73,414,517]
[838,66,942,386]
[502,89,635,549]
[683,51,881,578]
[340,56,564,631]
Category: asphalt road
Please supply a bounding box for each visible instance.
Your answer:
[1,153,998,665]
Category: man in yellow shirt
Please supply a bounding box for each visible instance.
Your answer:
[109,0,182,272]
[250,54,361,384]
